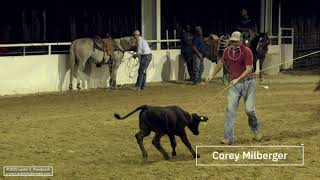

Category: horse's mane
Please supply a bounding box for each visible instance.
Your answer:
[116,36,136,51]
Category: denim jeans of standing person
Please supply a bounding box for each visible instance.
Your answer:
[192,54,204,84]
[182,52,194,81]
[135,54,152,90]
[224,78,260,144]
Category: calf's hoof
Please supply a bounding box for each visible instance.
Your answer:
[141,152,148,161]
[172,151,176,157]
[193,154,200,159]
[164,154,170,160]
[143,155,148,161]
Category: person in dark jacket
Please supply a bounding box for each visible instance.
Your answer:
[192,26,208,85]
[181,25,194,81]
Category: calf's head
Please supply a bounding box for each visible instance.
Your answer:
[188,113,208,135]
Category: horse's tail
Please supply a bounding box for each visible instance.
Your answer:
[69,40,77,66]
[114,105,148,120]
[69,40,77,87]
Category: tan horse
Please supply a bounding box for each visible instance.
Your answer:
[205,34,230,84]
[69,36,136,90]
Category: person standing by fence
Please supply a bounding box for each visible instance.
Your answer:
[181,25,194,81]
[192,26,208,85]
[133,30,152,91]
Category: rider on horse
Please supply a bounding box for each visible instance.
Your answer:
[236,8,258,46]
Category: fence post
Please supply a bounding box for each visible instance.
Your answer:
[48,45,51,55]
[173,30,177,48]
[166,30,169,50]
[291,28,294,45]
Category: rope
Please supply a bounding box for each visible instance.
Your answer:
[193,83,232,113]
[121,54,134,62]
[123,56,139,79]
[227,46,242,61]
[193,50,320,113]
[259,50,320,73]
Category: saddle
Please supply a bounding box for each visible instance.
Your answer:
[93,36,114,55]
[205,34,220,62]
[92,36,114,67]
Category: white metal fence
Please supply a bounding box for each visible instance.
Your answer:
[0,29,294,56]
[0,40,182,56]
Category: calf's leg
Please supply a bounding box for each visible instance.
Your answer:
[135,128,151,160]
[152,133,170,160]
[179,131,199,158]
[168,134,177,157]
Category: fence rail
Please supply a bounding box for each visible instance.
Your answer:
[294,32,320,52]
[0,32,294,56]
[0,39,181,56]
[293,31,320,69]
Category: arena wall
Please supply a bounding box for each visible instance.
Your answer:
[0,50,223,96]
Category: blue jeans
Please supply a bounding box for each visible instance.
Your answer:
[192,54,204,83]
[224,78,260,143]
[136,54,152,89]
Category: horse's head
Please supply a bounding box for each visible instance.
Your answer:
[256,33,269,59]
[119,36,137,51]
[258,33,269,46]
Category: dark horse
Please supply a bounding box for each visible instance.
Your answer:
[315,81,320,92]
[249,33,269,81]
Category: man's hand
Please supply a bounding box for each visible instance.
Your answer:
[198,53,203,59]
[132,53,140,59]
[205,75,213,82]
[230,78,241,85]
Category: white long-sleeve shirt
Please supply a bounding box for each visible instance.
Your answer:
[137,37,151,55]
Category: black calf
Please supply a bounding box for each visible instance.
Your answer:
[114,105,208,160]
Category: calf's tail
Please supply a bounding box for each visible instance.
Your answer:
[114,105,148,120]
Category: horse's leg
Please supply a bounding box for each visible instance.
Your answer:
[108,62,113,89]
[110,51,123,90]
[253,55,257,73]
[76,61,86,90]
[222,65,228,85]
[69,64,74,91]
[110,62,121,90]
[220,57,229,85]
[259,58,264,81]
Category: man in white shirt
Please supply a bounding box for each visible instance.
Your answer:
[133,30,152,91]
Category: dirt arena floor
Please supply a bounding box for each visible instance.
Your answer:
[0,70,319,179]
